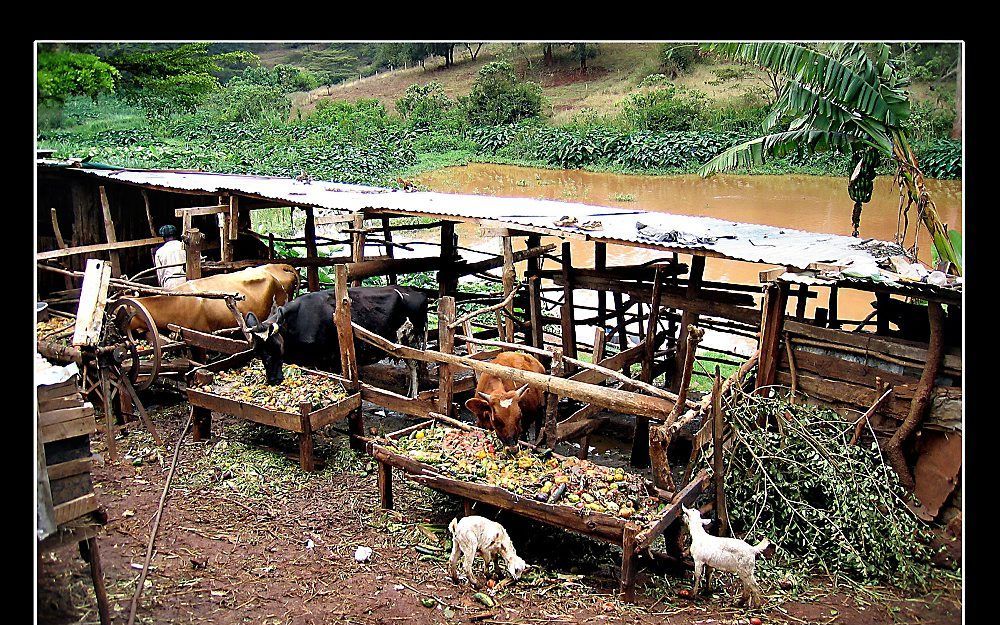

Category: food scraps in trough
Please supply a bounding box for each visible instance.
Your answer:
[36,318,75,344]
[382,426,666,524]
[194,361,347,413]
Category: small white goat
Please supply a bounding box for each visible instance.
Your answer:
[448,516,527,588]
[681,504,772,607]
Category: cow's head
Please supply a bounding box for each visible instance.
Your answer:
[246,310,285,385]
[465,384,531,449]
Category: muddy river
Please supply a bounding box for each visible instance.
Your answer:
[412,164,962,329]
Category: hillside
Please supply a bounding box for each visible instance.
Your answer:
[284,43,951,124]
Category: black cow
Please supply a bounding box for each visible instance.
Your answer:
[245,286,428,395]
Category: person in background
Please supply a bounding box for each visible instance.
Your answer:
[154,225,187,289]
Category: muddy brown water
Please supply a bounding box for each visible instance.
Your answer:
[414,164,962,327]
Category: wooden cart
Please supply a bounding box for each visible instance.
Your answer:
[186,353,363,471]
[368,415,708,600]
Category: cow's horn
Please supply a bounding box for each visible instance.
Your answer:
[514,384,530,397]
[477,392,490,402]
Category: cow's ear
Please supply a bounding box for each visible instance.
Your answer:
[465,397,490,419]
[274,306,285,324]
[246,312,260,328]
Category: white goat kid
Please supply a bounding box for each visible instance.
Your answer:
[681,504,771,608]
[448,516,527,588]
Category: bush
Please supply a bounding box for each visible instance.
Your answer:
[916,139,962,179]
[395,82,457,130]
[273,64,319,92]
[461,61,543,127]
[617,85,707,132]
[659,43,700,77]
[206,82,290,124]
[905,100,956,143]
[37,50,120,106]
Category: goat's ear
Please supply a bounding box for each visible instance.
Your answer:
[465,397,490,419]
[701,518,711,527]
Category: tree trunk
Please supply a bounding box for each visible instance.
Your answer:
[543,44,553,66]
[884,301,945,489]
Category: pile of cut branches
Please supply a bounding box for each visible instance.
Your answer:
[721,388,943,590]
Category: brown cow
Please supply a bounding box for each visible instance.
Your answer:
[464,352,547,448]
[130,263,298,334]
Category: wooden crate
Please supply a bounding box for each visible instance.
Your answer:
[186,356,362,471]
[368,417,708,600]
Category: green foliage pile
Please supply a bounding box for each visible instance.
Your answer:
[723,392,944,589]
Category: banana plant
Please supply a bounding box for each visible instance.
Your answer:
[698,42,961,275]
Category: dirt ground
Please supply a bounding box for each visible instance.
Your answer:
[37,396,962,625]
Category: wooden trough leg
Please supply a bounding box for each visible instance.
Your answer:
[98,371,118,462]
[620,523,640,601]
[190,406,212,442]
[81,536,111,625]
[378,461,393,509]
[298,403,316,472]
[335,264,364,452]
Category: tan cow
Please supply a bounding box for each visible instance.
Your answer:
[465,352,547,449]
[130,264,298,334]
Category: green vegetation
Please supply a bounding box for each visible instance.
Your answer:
[37,42,961,189]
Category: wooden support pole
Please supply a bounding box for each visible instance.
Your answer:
[298,402,316,472]
[620,523,640,600]
[667,252,679,350]
[711,366,730,537]
[184,228,203,281]
[559,242,578,371]
[795,283,809,319]
[141,190,157,237]
[528,276,544,349]
[613,291,628,350]
[437,296,457,417]
[526,234,542,275]
[501,234,516,343]
[381,217,397,285]
[378,461,393,509]
[875,291,891,336]
[83,536,112,625]
[885,301,945,488]
[304,207,319,292]
[97,186,121,277]
[334,264,363,451]
[98,370,118,462]
[632,266,665,468]
[595,242,607,333]
[543,349,563,447]
[755,282,788,394]
[650,326,704,490]
[673,255,705,391]
[828,285,841,329]
[439,222,457,297]
[191,405,212,442]
[351,213,366,287]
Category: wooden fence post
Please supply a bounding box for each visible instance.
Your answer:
[631,266,665,468]
[711,366,730,537]
[756,282,788,394]
[560,242,577,372]
[673,254,705,391]
[298,402,316,472]
[528,276,544,350]
[184,228,203,281]
[97,186,121,277]
[543,349,563,447]
[381,216,397,285]
[501,233,516,343]
[351,213,366,287]
[437,296,457,417]
[304,207,319,292]
[334,264,363,451]
[439,222,457,297]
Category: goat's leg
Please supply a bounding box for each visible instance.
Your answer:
[735,571,751,606]
[704,565,713,594]
[691,561,704,598]
[746,570,763,608]
[448,541,462,584]
[463,546,483,588]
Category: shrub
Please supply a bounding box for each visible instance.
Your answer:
[206,82,290,124]
[916,139,962,179]
[273,64,319,92]
[617,85,707,133]
[659,43,700,77]
[461,61,543,127]
[905,100,956,143]
[37,50,120,106]
[396,82,456,130]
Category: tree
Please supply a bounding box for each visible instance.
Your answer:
[37,50,120,105]
[698,42,961,275]
[105,43,255,115]
[570,43,598,73]
[460,60,543,126]
[543,43,555,66]
[464,43,484,61]
[431,43,458,68]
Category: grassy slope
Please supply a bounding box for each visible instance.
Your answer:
[281,43,946,124]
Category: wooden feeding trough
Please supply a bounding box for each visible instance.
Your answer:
[186,352,362,471]
[368,414,709,599]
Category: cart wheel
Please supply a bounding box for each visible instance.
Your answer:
[111,298,162,391]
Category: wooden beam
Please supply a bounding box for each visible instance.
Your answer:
[36,237,164,261]
[184,228,204,280]
[351,213,365,287]
[756,282,788,393]
[673,255,705,391]
[305,207,319,291]
[437,296,457,417]
[71,259,111,347]
[141,189,157,237]
[560,242,578,369]
[173,205,228,217]
[501,234,516,342]
[97,186,121,276]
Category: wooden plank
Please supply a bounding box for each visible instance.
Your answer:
[560,242,578,367]
[39,394,84,413]
[634,471,709,551]
[38,404,95,427]
[37,236,163,261]
[46,457,93,481]
[71,259,111,347]
[228,196,239,240]
[501,235,516,342]
[40,416,96,444]
[184,228,204,280]
[97,186,121,276]
[305,207,319,291]
[784,320,962,375]
[437,297,457,416]
[174,204,228,217]
[310,393,362,430]
[361,384,436,419]
[756,282,788,392]
[777,345,921,388]
[186,388,302,431]
[169,325,250,355]
[53,493,99,525]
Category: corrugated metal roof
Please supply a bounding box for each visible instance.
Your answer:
[60,166,958,294]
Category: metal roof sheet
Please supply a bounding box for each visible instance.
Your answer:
[61,166,958,294]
